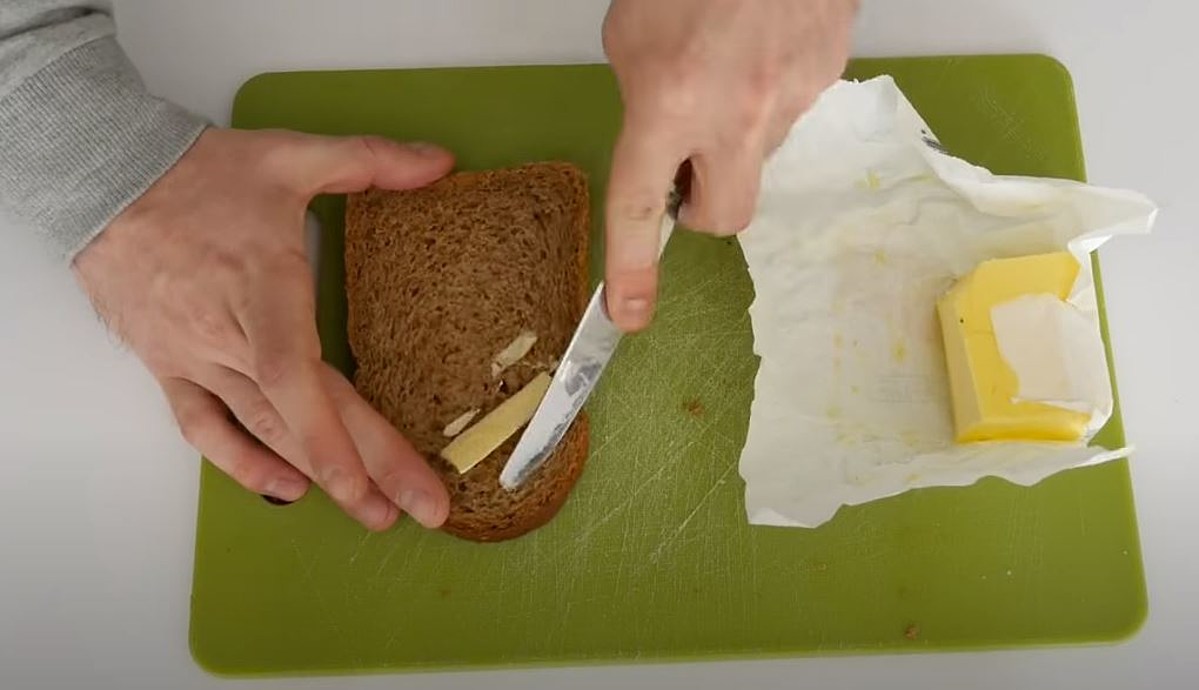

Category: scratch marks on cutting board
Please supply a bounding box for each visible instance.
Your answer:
[563,238,754,600]
[657,251,746,312]
[372,536,407,579]
[288,538,345,640]
[970,82,1044,170]
[649,454,739,563]
[290,538,320,587]
[573,433,703,545]
[372,530,431,593]
[347,529,374,566]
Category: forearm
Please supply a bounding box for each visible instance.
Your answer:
[0,1,207,260]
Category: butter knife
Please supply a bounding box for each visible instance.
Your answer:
[499,187,682,490]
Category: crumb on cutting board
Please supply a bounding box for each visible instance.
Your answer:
[683,398,705,418]
[904,623,920,641]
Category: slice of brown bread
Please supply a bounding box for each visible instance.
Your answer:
[344,162,591,542]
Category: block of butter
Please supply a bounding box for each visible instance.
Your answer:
[937,252,1091,443]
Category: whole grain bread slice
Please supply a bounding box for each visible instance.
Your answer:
[345,162,590,542]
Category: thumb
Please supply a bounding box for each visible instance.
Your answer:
[289,134,455,195]
[604,120,685,332]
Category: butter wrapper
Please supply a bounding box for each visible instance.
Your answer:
[737,77,1155,528]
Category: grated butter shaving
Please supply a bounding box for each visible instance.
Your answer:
[442,408,481,438]
[490,329,538,378]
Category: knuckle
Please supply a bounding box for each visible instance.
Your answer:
[161,252,249,346]
[645,76,701,119]
[727,198,758,234]
[746,61,784,97]
[142,343,183,377]
[254,355,295,390]
[226,452,271,492]
[369,476,400,505]
[253,339,319,391]
[255,139,321,198]
[731,92,774,134]
[369,466,408,500]
[353,135,386,160]
[280,248,314,276]
[600,13,623,53]
[719,205,756,235]
[208,247,250,277]
[175,407,211,449]
[254,341,319,392]
[329,471,371,505]
[690,199,755,236]
[256,135,303,175]
[243,401,286,446]
[620,67,703,122]
[177,416,205,449]
[611,193,665,224]
[266,248,316,287]
[192,309,239,345]
[717,217,752,236]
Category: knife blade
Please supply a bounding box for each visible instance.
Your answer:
[499,190,681,490]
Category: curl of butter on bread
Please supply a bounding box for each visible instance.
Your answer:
[442,409,481,438]
[440,373,552,473]
[491,330,538,378]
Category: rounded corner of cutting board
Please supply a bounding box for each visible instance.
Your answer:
[1097,585,1150,644]
[188,621,240,679]
[1020,53,1076,86]
[231,71,279,121]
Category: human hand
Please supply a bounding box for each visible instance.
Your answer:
[73,128,454,531]
[601,0,857,331]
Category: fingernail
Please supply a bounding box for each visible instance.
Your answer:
[366,499,397,530]
[266,477,307,503]
[397,489,441,528]
[623,297,650,316]
[620,298,653,328]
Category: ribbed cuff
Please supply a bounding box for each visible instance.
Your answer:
[0,36,208,260]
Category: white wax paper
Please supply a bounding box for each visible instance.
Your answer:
[737,76,1156,528]
[992,293,1112,422]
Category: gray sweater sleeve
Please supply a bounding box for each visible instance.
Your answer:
[0,1,208,260]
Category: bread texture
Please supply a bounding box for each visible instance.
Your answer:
[345,163,590,542]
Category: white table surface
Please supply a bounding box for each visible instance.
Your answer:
[2,1,1196,688]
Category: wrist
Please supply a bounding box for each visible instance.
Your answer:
[1,37,208,262]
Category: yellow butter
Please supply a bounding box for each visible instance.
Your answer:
[937,252,1089,443]
[441,408,481,438]
[440,372,552,473]
[490,329,538,378]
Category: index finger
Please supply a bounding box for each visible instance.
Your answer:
[604,118,686,332]
[242,268,397,530]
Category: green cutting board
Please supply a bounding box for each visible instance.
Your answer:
[190,55,1146,676]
